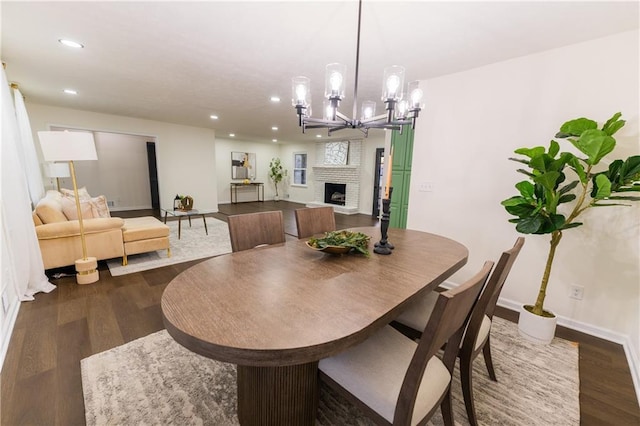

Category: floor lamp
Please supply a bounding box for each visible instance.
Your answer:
[44,162,70,191]
[38,130,99,284]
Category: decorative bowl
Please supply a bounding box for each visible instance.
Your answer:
[305,241,352,255]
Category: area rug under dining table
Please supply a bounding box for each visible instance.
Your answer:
[81,316,579,425]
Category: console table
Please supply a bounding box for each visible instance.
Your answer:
[230,182,264,204]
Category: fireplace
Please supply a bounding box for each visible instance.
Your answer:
[324,183,346,206]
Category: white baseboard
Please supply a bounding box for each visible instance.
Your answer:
[624,338,640,406]
[0,299,20,373]
[440,279,640,404]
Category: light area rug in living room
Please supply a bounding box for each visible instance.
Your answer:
[107,217,232,276]
[81,317,579,425]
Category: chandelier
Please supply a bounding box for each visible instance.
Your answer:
[292,0,423,137]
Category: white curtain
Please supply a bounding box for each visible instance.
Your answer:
[13,86,45,205]
[1,68,55,300]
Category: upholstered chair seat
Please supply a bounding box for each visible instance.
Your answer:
[320,326,450,424]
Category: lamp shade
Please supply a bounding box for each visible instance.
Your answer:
[44,162,70,178]
[38,131,97,162]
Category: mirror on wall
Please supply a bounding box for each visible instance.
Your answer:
[231,152,256,180]
[324,141,349,165]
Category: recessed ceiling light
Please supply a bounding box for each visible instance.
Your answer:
[316,134,322,138]
[271,126,278,131]
[63,89,78,95]
[229,133,235,137]
[272,139,278,143]
[59,39,84,49]
[210,115,219,120]
[270,96,280,102]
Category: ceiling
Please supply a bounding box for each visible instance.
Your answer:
[2,1,638,144]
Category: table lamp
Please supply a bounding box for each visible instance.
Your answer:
[44,162,70,191]
[38,130,99,284]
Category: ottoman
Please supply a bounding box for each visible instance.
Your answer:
[122,216,170,265]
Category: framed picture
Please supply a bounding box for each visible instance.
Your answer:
[231,152,256,180]
[325,141,349,165]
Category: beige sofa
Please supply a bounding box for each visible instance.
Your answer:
[34,213,126,269]
[33,190,169,269]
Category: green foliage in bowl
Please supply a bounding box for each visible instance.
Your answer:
[308,230,371,256]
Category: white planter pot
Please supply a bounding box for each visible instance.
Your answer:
[517,305,557,344]
[274,194,280,202]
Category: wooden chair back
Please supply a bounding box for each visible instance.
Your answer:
[394,261,494,425]
[294,206,336,239]
[227,211,286,252]
[461,237,524,353]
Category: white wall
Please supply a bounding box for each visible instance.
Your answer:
[51,129,154,211]
[214,138,281,203]
[408,30,639,383]
[27,103,219,211]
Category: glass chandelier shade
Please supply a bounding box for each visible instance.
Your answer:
[361,101,376,120]
[407,80,424,109]
[324,63,347,100]
[292,76,311,108]
[381,65,405,101]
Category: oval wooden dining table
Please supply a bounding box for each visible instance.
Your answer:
[161,226,468,425]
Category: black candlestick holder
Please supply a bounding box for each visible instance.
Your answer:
[374,187,395,255]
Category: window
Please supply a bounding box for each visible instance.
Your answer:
[293,152,307,185]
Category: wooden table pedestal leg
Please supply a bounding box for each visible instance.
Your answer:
[237,362,318,426]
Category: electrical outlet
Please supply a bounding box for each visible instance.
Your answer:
[569,285,584,300]
[418,182,435,192]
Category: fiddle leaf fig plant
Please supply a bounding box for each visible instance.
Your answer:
[268,157,287,198]
[502,112,640,317]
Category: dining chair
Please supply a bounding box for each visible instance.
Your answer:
[319,261,494,426]
[294,206,336,239]
[393,237,525,425]
[227,211,286,252]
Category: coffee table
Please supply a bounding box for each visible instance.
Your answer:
[161,208,216,239]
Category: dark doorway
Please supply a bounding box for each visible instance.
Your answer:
[372,147,384,217]
[147,142,160,209]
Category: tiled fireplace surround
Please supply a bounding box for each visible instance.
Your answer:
[307,140,361,214]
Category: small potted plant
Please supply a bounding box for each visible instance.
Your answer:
[502,113,639,343]
[268,157,287,201]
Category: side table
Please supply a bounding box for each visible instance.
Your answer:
[161,208,215,239]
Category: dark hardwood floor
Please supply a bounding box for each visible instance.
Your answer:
[1,201,638,425]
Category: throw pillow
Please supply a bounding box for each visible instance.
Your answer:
[90,195,111,218]
[60,187,91,201]
[35,204,68,223]
[61,196,95,220]
[42,190,64,210]
[36,191,63,211]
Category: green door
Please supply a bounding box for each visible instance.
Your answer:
[389,127,414,229]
